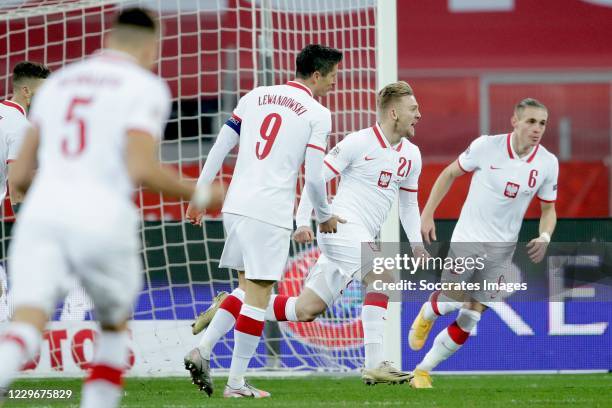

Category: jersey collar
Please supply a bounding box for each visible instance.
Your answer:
[0,100,26,116]
[507,132,539,163]
[373,122,391,148]
[286,81,313,98]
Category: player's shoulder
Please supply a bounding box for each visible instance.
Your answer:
[483,133,507,144]
[401,138,421,154]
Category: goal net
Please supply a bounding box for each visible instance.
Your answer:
[0,0,381,375]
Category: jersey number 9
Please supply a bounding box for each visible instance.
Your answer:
[256,113,282,160]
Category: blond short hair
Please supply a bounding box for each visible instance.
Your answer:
[514,98,547,117]
[377,81,414,113]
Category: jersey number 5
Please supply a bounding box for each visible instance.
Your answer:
[256,113,282,160]
[61,97,92,158]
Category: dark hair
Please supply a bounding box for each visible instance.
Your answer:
[514,98,547,115]
[12,61,50,85]
[295,44,342,79]
[114,8,156,31]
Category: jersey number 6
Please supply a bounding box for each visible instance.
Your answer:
[61,97,92,158]
[256,113,282,160]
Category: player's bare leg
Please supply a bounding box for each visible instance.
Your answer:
[410,300,484,389]
[360,270,409,385]
[186,271,247,396]
[409,289,464,351]
[223,279,272,398]
[80,320,132,407]
[0,306,47,398]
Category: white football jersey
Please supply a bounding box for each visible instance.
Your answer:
[222,81,331,229]
[0,100,30,202]
[23,50,171,230]
[453,133,559,243]
[322,123,422,239]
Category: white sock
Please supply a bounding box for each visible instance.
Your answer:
[416,309,481,372]
[0,322,40,390]
[362,293,388,369]
[265,295,298,322]
[228,304,265,389]
[80,330,129,408]
[197,288,245,359]
[422,291,462,321]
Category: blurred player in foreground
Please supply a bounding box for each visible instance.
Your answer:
[184,44,344,398]
[409,98,558,388]
[0,8,221,407]
[0,61,50,322]
[188,81,425,389]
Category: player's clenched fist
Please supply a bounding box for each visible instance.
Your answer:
[526,236,549,264]
[186,183,225,226]
[293,226,315,243]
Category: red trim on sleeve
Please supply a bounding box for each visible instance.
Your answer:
[506,133,515,159]
[526,144,540,163]
[286,81,313,97]
[324,160,340,176]
[400,187,418,192]
[0,100,25,116]
[307,144,325,153]
[6,159,14,164]
[537,196,556,203]
[231,113,242,122]
[456,159,471,173]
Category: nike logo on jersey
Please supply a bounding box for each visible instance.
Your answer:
[490,165,501,170]
[365,156,376,161]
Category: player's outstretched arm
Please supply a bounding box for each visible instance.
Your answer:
[294,164,339,243]
[399,190,428,257]
[10,125,39,196]
[527,201,556,263]
[186,124,238,225]
[421,160,465,244]
[303,148,345,233]
[126,130,222,210]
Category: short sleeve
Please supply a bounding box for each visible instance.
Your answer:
[306,108,331,153]
[125,79,171,140]
[537,156,559,203]
[323,133,360,175]
[6,125,29,162]
[457,135,489,172]
[399,147,422,192]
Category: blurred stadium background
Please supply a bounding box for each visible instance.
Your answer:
[0,0,609,381]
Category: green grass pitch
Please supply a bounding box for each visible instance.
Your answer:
[4,374,611,407]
